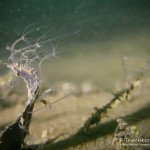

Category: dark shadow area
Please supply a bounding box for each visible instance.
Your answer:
[0,122,11,133]
[41,104,150,150]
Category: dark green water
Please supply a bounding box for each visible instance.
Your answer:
[0,0,150,49]
[0,0,150,84]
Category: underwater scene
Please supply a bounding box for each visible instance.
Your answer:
[0,0,150,150]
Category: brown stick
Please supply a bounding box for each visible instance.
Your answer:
[0,63,39,150]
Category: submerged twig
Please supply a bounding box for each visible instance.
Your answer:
[0,63,39,150]
[77,74,143,133]
[0,28,43,150]
[0,25,65,149]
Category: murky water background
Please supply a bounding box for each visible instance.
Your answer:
[0,0,150,87]
[0,2,150,149]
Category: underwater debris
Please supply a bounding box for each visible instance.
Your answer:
[77,71,144,133]
[0,63,39,150]
[0,26,52,150]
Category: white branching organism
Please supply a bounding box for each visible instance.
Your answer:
[6,25,57,69]
[0,25,59,150]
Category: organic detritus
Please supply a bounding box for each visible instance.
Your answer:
[0,26,55,150]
